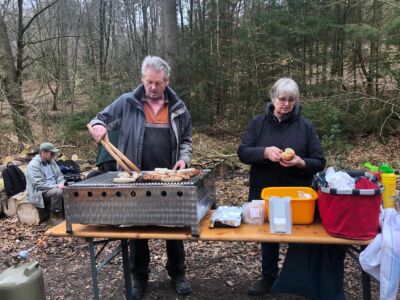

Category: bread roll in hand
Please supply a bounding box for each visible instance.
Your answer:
[281,148,295,161]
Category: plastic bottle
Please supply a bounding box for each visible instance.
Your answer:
[381,172,397,209]
[363,162,381,181]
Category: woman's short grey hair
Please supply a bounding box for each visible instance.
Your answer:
[270,77,300,102]
[141,56,171,79]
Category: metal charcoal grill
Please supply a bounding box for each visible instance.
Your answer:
[64,169,215,236]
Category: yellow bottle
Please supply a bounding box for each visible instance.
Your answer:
[381,173,397,209]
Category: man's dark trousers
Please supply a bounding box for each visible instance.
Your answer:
[130,239,185,281]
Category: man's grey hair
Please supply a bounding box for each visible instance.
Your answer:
[270,77,300,102]
[141,56,171,79]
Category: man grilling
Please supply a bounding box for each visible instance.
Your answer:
[88,56,192,299]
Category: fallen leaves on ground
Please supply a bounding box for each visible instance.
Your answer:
[0,174,382,300]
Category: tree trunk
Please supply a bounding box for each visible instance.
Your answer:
[83,0,98,85]
[160,0,179,68]
[149,0,159,53]
[178,0,184,39]
[0,189,6,215]
[104,0,113,75]
[141,0,149,55]
[99,0,107,80]
[124,0,140,78]
[58,0,72,105]
[370,0,382,97]
[0,15,34,144]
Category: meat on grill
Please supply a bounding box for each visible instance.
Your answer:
[142,168,201,182]
[113,171,141,183]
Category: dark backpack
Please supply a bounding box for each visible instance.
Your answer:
[2,162,27,197]
[57,160,81,182]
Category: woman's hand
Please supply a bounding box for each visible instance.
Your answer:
[264,146,282,162]
[279,155,306,169]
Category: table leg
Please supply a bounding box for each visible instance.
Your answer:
[121,240,132,300]
[361,270,371,300]
[359,245,371,300]
[87,238,100,300]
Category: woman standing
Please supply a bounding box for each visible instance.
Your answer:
[238,77,326,295]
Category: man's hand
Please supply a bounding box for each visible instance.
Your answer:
[173,160,186,170]
[279,155,306,169]
[57,183,65,190]
[90,125,107,142]
[264,146,282,162]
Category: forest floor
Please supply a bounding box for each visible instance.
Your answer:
[0,173,383,300]
[1,132,400,299]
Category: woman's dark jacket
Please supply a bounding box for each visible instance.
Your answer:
[238,103,326,200]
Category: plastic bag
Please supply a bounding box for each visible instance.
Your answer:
[242,200,266,225]
[325,166,355,190]
[359,208,400,300]
[210,206,242,228]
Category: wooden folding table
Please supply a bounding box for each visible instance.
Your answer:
[46,212,372,300]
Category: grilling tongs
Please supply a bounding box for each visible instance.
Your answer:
[87,124,141,176]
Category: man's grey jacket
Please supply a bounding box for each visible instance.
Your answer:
[26,154,65,208]
[90,84,192,169]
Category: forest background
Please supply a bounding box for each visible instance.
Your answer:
[0,0,399,168]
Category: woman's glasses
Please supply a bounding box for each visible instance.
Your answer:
[277,97,296,104]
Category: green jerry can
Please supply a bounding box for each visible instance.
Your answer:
[0,261,45,300]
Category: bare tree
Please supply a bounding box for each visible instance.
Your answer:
[0,13,33,143]
[0,0,59,143]
[57,0,72,106]
[159,0,179,66]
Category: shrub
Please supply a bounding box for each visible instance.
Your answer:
[302,100,344,150]
[60,83,119,143]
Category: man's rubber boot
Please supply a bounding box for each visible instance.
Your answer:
[171,276,192,295]
[247,278,274,296]
[132,280,148,300]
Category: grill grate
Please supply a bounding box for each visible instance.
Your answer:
[69,170,209,188]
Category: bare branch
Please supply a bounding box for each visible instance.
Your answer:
[21,0,60,35]
[25,35,81,45]
[380,0,400,10]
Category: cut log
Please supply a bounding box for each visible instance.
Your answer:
[2,191,27,217]
[17,203,40,225]
[0,178,5,214]
[0,189,6,215]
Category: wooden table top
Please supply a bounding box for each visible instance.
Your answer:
[45,212,370,246]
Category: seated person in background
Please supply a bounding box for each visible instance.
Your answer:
[26,142,65,223]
